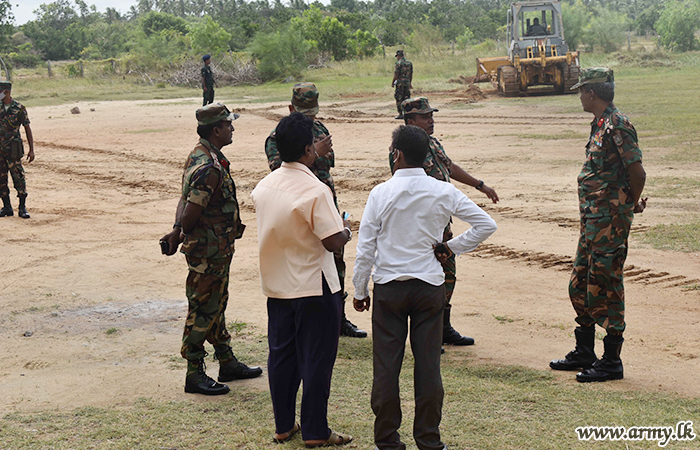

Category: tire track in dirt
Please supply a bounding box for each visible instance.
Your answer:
[469,243,698,290]
[35,140,180,169]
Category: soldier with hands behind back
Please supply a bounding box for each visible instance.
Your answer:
[392,50,412,119]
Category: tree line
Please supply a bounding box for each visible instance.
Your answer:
[1,0,699,83]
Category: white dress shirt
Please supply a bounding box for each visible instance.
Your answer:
[353,167,497,299]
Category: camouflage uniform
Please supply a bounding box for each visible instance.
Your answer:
[180,137,245,369]
[569,104,642,335]
[201,62,215,106]
[394,55,413,116]
[0,99,29,198]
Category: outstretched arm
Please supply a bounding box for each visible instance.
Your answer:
[450,162,499,203]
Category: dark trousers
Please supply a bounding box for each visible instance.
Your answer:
[267,275,342,440]
[372,279,445,450]
[203,87,215,106]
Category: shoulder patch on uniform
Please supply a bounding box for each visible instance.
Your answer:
[612,131,624,146]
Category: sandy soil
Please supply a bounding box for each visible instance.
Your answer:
[1,89,699,416]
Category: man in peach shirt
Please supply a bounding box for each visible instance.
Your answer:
[251,112,353,448]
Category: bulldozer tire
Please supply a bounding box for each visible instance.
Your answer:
[497,65,519,97]
[564,63,580,93]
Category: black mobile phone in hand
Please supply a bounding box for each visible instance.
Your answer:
[159,239,170,255]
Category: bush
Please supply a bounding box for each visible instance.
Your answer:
[582,8,629,53]
[655,0,700,52]
[561,0,590,51]
[347,29,379,58]
[188,16,232,57]
[247,26,313,81]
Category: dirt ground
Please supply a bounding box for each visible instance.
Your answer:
[1,89,699,416]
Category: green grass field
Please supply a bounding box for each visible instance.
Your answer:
[4,49,700,448]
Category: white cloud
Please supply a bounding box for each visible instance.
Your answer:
[11,0,138,25]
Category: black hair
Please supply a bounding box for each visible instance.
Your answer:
[197,121,225,140]
[276,112,314,163]
[392,125,429,167]
[582,82,615,102]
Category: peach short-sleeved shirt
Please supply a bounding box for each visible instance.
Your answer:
[251,162,343,299]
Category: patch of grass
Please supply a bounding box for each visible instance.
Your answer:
[492,314,521,324]
[645,177,700,199]
[1,337,699,449]
[517,130,588,140]
[640,222,700,252]
[227,319,249,335]
[105,328,119,335]
[681,284,700,291]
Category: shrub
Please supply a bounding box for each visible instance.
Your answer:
[655,0,700,52]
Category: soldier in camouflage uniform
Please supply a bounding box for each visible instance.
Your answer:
[160,103,262,396]
[394,97,499,347]
[201,55,217,106]
[392,50,412,119]
[550,68,647,383]
[0,81,35,219]
[264,82,367,339]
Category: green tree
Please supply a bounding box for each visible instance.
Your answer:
[561,0,590,51]
[347,29,379,58]
[141,11,187,37]
[247,26,312,80]
[655,0,700,51]
[319,17,351,60]
[0,0,13,48]
[582,7,628,52]
[188,16,232,57]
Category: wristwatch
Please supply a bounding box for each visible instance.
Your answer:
[344,226,352,240]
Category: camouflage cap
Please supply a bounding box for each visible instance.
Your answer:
[0,81,11,90]
[196,103,239,126]
[402,97,439,116]
[291,82,319,116]
[395,49,404,57]
[570,67,614,90]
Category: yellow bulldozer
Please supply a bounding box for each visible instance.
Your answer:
[475,1,580,96]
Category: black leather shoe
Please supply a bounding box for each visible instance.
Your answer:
[218,359,263,382]
[340,319,367,338]
[0,206,13,217]
[18,207,30,219]
[443,326,474,345]
[185,361,230,395]
[395,115,404,119]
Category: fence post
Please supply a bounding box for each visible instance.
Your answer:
[79,60,84,77]
[382,44,386,59]
[48,60,53,77]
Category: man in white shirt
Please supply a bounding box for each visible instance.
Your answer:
[353,125,497,450]
[251,112,353,448]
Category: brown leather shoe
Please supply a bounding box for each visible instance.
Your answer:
[305,430,353,448]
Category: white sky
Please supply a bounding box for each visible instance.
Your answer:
[11,0,139,25]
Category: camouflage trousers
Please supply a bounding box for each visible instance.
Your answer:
[0,153,27,198]
[394,84,411,115]
[441,224,456,304]
[181,254,235,364]
[569,213,632,335]
[203,87,215,106]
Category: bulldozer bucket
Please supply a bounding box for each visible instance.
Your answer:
[475,56,510,83]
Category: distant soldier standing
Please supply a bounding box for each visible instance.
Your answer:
[201,54,217,106]
[0,81,34,219]
[160,103,263,395]
[550,68,647,383]
[264,82,367,338]
[392,50,412,119]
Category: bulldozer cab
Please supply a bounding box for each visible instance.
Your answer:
[508,2,569,61]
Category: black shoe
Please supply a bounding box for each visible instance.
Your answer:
[340,318,367,338]
[185,361,230,395]
[576,335,623,382]
[442,326,474,345]
[0,206,12,217]
[550,326,597,371]
[395,114,404,119]
[18,207,30,219]
[218,358,263,382]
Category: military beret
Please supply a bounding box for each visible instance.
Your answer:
[196,103,239,126]
[0,81,11,90]
[202,54,211,61]
[292,82,319,116]
[395,50,404,56]
[570,67,614,90]
[402,97,439,116]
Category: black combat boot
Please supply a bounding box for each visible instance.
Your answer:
[185,359,230,395]
[340,292,367,338]
[0,195,12,217]
[550,326,598,371]
[18,194,30,219]
[442,303,474,345]
[218,355,263,382]
[576,334,624,382]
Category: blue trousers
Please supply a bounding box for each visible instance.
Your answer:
[267,275,342,440]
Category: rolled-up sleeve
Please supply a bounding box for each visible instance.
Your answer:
[353,191,379,299]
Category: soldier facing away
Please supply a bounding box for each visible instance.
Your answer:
[160,103,263,395]
[392,50,412,119]
[0,81,34,219]
[550,67,647,383]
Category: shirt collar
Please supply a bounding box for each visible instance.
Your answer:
[281,161,317,178]
[393,167,427,177]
